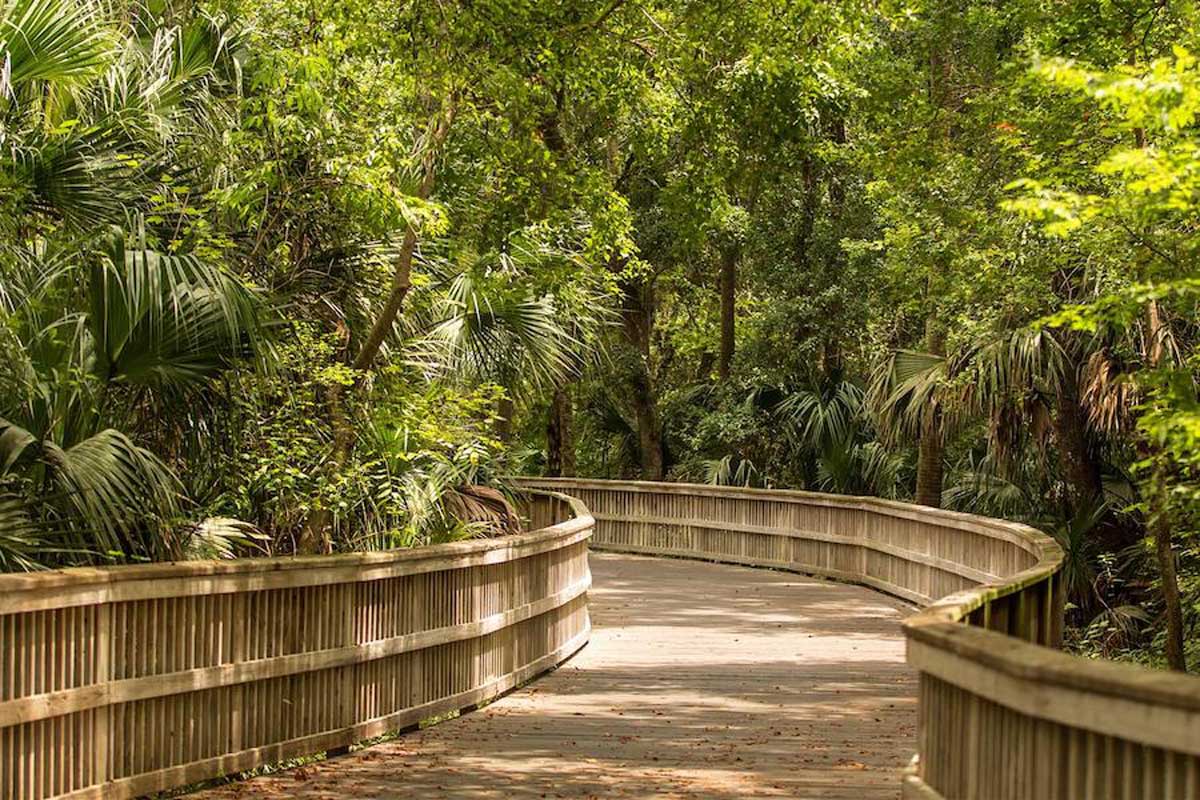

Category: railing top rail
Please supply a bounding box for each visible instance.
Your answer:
[523,477,1058,556]
[0,489,593,613]
[908,614,1200,711]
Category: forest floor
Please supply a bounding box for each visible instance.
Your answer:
[191,552,917,799]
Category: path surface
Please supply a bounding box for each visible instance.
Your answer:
[194,552,917,799]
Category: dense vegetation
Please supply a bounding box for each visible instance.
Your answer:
[1,0,1198,671]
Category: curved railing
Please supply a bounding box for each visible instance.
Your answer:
[517,478,1200,800]
[0,491,592,800]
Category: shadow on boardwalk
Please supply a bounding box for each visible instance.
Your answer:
[193,552,917,799]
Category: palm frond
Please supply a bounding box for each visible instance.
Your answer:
[1082,348,1138,435]
[180,516,268,560]
[441,484,522,538]
[0,0,113,97]
[1051,501,1107,608]
[0,493,44,571]
[422,271,579,392]
[777,380,865,452]
[89,228,266,388]
[581,389,640,475]
[10,127,130,227]
[95,11,241,141]
[967,328,1067,416]
[701,453,761,487]
[0,417,36,473]
[942,465,1034,519]
[857,441,908,499]
[43,428,181,560]
[869,349,950,444]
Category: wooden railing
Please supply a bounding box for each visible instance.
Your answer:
[517,478,1200,800]
[0,491,592,800]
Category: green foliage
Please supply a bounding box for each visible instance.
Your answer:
[0,0,112,95]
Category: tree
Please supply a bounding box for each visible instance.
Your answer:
[1006,46,1200,671]
[869,350,957,507]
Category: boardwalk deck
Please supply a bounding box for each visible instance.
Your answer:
[191,552,917,799]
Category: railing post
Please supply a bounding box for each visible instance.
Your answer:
[1049,572,1065,649]
[230,592,246,755]
[94,602,110,790]
[332,581,357,756]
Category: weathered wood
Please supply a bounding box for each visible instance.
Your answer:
[190,552,917,799]
[0,492,592,800]
[519,478,1200,799]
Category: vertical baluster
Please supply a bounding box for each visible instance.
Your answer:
[94,601,110,792]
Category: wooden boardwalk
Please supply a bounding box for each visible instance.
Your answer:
[193,552,917,799]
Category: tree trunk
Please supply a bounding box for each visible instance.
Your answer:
[1053,381,1104,515]
[297,99,456,554]
[619,277,665,479]
[1144,300,1187,671]
[1150,464,1187,671]
[546,386,576,477]
[820,116,847,383]
[352,102,456,374]
[915,322,946,508]
[630,372,665,480]
[915,417,944,508]
[913,42,954,511]
[537,96,576,479]
[718,245,737,381]
[494,396,515,442]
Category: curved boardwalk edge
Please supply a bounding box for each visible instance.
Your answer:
[517,478,1200,799]
[0,492,592,800]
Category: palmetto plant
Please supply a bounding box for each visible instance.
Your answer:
[413,239,610,396]
[0,0,111,100]
[944,450,1114,607]
[778,380,866,455]
[871,328,1122,510]
[578,387,641,476]
[869,349,962,446]
[701,453,763,487]
[0,0,262,569]
[779,378,907,497]
[942,453,1042,520]
[320,417,523,553]
[422,269,579,392]
[0,420,181,563]
[1,0,241,230]
[0,228,266,567]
